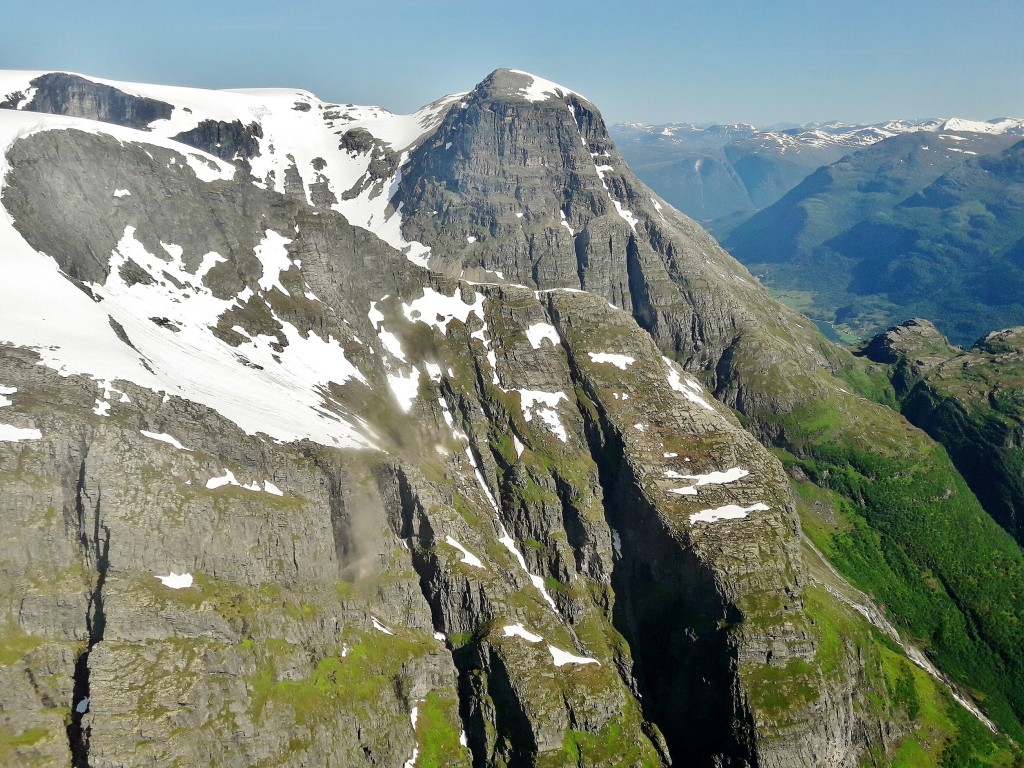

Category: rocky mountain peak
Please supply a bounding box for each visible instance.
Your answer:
[476,68,592,107]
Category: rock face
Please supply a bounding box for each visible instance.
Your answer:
[0,68,934,767]
[0,72,173,130]
[394,69,847,423]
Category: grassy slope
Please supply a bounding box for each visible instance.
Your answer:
[753,354,1024,749]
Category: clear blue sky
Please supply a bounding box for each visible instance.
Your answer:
[3,0,1022,126]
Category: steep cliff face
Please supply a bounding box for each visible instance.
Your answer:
[0,68,974,767]
[387,73,1024,748]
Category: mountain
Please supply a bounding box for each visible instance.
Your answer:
[860,319,1024,544]
[0,68,1021,767]
[722,131,1024,345]
[611,117,1024,230]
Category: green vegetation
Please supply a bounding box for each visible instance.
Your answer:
[546,703,663,768]
[251,630,434,724]
[796,502,1019,766]
[416,690,466,768]
[789,441,1024,738]
[0,626,45,666]
[724,134,1024,345]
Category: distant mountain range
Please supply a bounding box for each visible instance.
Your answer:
[611,117,1024,229]
[613,118,1024,345]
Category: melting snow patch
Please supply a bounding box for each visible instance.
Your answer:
[368,301,385,329]
[683,468,748,486]
[378,329,407,361]
[113,189,130,198]
[664,451,678,458]
[503,623,543,643]
[140,430,187,451]
[263,480,284,496]
[424,361,443,382]
[669,486,698,496]
[206,469,240,490]
[498,526,557,610]
[0,424,41,442]
[433,631,446,642]
[690,503,770,525]
[516,390,568,442]
[525,322,560,349]
[155,572,193,589]
[0,385,13,408]
[466,235,477,243]
[670,468,748,496]
[254,230,294,296]
[402,288,485,335]
[387,369,421,413]
[634,423,646,432]
[513,435,525,458]
[92,399,110,417]
[588,352,635,369]
[548,645,600,667]
[444,535,486,569]
[664,357,715,412]
[371,616,395,635]
[0,209,373,449]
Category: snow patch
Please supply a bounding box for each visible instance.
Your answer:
[516,389,568,442]
[508,70,587,103]
[254,229,294,295]
[525,322,560,349]
[690,503,770,525]
[403,288,485,335]
[155,572,193,589]
[371,616,395,635]
[0,424,41,442]
[497,526,557,610]
[387,368,421,413]
[548,645,600,667]
[503,623,543,643]
[664,357,715,412]
[588,352,635,369]
[513,435,525,458]
[140,430,187,451]
[113,188,130,197]
[444,535,486,569]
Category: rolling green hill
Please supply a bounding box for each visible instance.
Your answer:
[723,133,1024,346]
